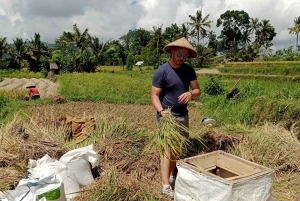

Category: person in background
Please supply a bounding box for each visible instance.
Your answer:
[151,37,201,198]
[27,86,40,100]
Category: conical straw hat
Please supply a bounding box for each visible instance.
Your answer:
[26,85,36,88]
[164,37,197,58]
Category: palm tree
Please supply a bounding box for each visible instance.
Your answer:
[255,19,276,50]
[187,8,213,45]
[0,37,9,59]
[26,33,50,72]
[288,16,300,49]
[61,24,91,71]
[11,38,27,69]
[180,24,191,39]
[249,18,260,41]
[148,25,167,67]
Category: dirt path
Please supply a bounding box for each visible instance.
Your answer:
[0,78,60,98]
[196,68,221,74]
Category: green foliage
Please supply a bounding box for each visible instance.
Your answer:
[0,69,44,78]
[0,94,8,113]
[225,61,300,67]
[198,78,300,126]
[266,46,300,61]
[187,9,213,45]
[195,44,214,67]
[221,65,300,76]
[59,72,152,104]
[126,53,134,70]
[202,77,225,95]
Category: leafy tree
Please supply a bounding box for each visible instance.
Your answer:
[141,46,156,68]
[288,16,300,50]
[120,28,151,57]
[104,40,125,66]
[126,53,134,70]
[217,10,251,55]
[207,30,218,56]
[164,23,181,42]
[274,46,300,61]
[188,9,213,45]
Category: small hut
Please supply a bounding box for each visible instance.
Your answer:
[48,63,58,77]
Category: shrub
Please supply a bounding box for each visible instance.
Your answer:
[202,77,225,96]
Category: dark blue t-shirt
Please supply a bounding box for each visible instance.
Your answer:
[152,62,197,116]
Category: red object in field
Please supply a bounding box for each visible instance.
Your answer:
[28,87,39,96]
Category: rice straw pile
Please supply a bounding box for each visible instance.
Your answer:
[144,110,190,160]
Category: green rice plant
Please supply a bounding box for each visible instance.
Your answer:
[0,94,8,112]
[59,72,152,104]
[0,69,44,78]
[224,61,300,67]
[144,109,191,160]
[0,89,27,100]
[220,66,300,76]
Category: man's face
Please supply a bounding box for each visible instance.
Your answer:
[171,47,189,66]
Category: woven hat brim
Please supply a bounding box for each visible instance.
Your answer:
[164,37,197,58]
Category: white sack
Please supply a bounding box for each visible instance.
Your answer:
[28,155,80,200]
[66,157,94,186]
[0,173,66,201]
[59,144,98,168]
[174,163,274,201]
[59,144,98,186]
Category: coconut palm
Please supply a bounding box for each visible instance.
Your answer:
[249,18,260,41]
[288,16,300,49]
[26,33,50,72]
[255,19,276,50]
[11,38,27,69]
[148,25,167,68]
[180,24,191,40]
[0,37,9,58]
[187,8,213,45]
[60,24,91,71]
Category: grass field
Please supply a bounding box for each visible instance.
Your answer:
[0,64,299,200]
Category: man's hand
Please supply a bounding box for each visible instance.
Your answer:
[178,92,192,104]
[160,110,171,117]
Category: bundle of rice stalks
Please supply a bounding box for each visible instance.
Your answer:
[144,111,190,160]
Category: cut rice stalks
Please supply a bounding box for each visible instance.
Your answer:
[144,110,190,160]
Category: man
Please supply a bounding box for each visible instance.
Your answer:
[27,85,40,100]
[151,37,201,198]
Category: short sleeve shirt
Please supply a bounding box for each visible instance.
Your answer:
[152,62,197,116]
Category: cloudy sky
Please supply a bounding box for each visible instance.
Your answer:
[1,0,299,51]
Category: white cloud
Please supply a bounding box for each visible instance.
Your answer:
[0,0,299,51]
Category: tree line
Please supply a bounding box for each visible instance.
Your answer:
[0,9,300,73]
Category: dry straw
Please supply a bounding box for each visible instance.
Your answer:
[144,109,190,160]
